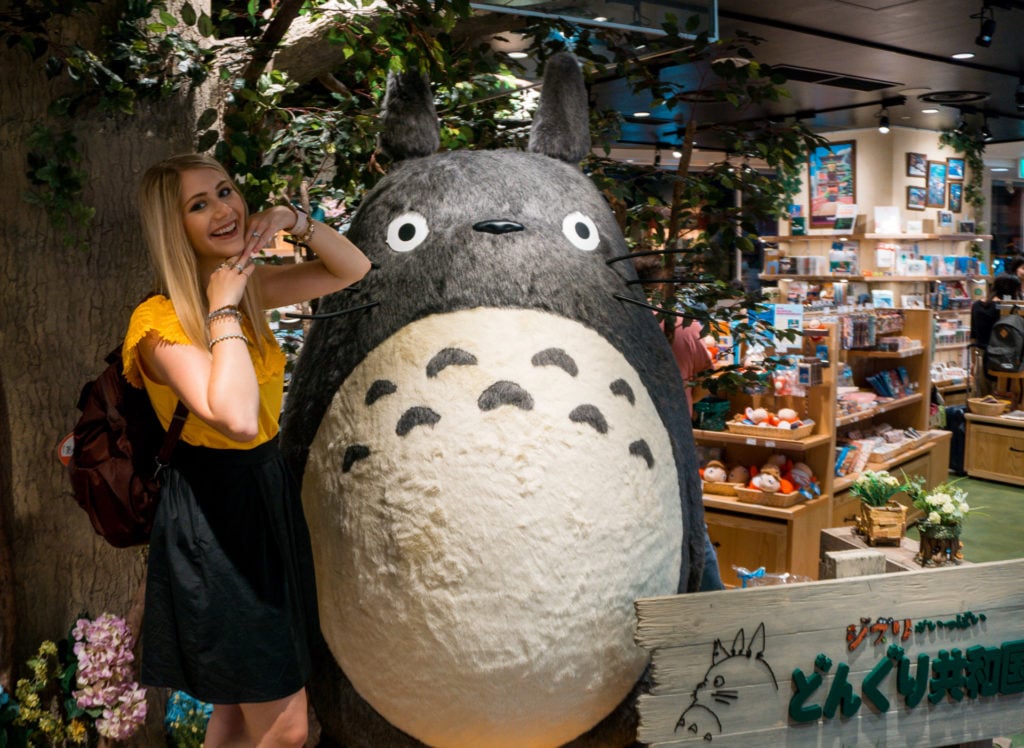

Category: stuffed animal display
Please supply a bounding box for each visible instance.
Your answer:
[280,53,708,747]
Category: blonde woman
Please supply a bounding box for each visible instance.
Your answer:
[124,153,370,746]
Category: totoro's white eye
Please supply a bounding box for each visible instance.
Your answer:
[562,212,600,251]
[387,212,429,252]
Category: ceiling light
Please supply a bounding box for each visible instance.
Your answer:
[992,167,1009,172]
[981,119,994,141]
[507,51,528,59]
[952,52,976,60]
[632,111,651,118]
[921,108,939,114]
[877,108,890,134]
[593,16,607,22]
[974,4,996,47]
[672,150,683,158]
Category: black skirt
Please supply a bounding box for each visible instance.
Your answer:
[141,437,319,704]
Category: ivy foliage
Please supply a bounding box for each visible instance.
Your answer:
[6,1,824,393]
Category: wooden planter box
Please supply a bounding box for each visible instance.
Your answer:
[855,502,907,546]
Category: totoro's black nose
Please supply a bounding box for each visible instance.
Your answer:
[473,220,524,235]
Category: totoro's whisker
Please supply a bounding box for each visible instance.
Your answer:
[713,690,739,705]
[285,301,380,319]
[613,294,693,318]
[605,248,693,266]
[625,277,703,286]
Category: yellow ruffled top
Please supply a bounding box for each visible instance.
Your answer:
[123,295,286,449]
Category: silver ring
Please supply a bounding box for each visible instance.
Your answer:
[252,231,262,238]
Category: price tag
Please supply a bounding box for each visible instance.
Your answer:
[745,438,756,445]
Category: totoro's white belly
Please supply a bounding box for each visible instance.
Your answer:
[302,308,683,747]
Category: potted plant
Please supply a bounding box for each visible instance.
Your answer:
[907,479,973,566]
[850,470,909,546]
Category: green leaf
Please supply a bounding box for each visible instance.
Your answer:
[197,12,215,37]
[181,3,197,26]
[196,129,219,152]
[196,107,218,130]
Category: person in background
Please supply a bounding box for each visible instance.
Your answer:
[970,272,1022,396]
[125,153,371,746]
[1008,256,1024,279]
[632,254,723,591]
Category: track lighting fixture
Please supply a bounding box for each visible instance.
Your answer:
[973,3,996,47]
[954,114,968,136]
[981,119,994,142]
[877,109,890,134]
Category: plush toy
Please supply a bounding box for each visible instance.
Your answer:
[280,53,707,748]
[701,459,728,483]
[750,466,782,493]
[727,464,750,485]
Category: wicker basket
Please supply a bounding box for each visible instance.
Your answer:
[967,397,1010,417]
[702,481,743,496]
[725,420,815,440]
[735,486,804,507]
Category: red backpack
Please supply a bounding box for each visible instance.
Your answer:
[61,344,188,547]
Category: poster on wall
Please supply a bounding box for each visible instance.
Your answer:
[926,160,947,208]
[808,141,856,229]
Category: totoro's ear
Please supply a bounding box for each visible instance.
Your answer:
[749,622,767,656]
[528,52,591,163]
[379,68,440,162]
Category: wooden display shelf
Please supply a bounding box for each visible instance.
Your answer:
[836,392,924,427]
[965,413,1024,486]
[761,274,977,284]
[691,428,831,451]
[832,433,950,494]
[760,233,992,242]
[845,346,925,358]
[704,494,830,581]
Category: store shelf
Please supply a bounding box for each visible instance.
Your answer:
[845,347,925,359]
[832,436,944,493]
[702,492,826,521]
[760,233,992,243]
[836,393,924,427]
[691,429,832,451]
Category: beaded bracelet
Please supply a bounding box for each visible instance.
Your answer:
[209,333,248,350]
[206,305,241,325]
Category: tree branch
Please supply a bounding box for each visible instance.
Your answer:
[242,0,307,87]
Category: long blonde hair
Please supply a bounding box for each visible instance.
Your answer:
[138,153,274,354]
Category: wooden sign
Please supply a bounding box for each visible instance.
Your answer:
[635,559,1024,746]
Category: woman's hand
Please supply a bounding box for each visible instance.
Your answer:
[244,205,297,257]
[206,255,256,311]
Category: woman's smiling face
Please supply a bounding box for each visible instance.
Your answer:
[179,167,247,267]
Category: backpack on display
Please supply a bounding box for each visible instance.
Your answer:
[983,312,1024,374]
[61,344,188,548]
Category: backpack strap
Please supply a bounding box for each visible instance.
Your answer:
[154,401,189,477]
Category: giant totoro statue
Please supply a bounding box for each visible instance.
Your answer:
[280,52,709,747]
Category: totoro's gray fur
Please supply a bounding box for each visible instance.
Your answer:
[281,51,708,748]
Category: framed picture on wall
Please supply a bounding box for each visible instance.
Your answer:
[948,182,963,213]
[947,157,965,180]
[808,141,856,228]
[959,220,976,234]
[906,185,926,210]
[938,210,954,230]
[926,160,947,208]
[906,152,927,177]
